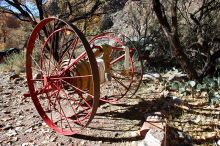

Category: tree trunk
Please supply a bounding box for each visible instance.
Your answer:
[168,33,199,80]
[152,0,199,80]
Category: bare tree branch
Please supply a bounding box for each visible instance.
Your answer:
[20,3,36,22]
[153,0,199,80]
[69,0,101,23]
[4,0,37,26]
[171,0,178,33]
[35,0,44,20]
[152,0,172,35]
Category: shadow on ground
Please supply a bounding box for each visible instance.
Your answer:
[70,89,220,146]
[69,92,192,145]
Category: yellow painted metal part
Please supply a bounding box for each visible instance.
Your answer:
[61,44,113,100]
[101,44,112,74]
[93,44,112,74]
[62,60,91,88]
[61,59,94,100]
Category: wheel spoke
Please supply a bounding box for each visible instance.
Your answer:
[60,79,94,107]
[59,89,89,125]
[89,32,143,103]
[50,75,92,81]
[59,51,87,76]
[26,18,100,135]
[51,82,84,126]
[111,75,130,90]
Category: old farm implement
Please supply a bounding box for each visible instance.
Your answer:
[25,17,143,135]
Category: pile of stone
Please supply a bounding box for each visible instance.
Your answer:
[138,112,166,146]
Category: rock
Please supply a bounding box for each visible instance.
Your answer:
[137,112,166,137]
[9,73,20,80]
[131,141,137,145]
[14,77,24,84]
[171,96,182,104]
[80,140,85,145]
[146,115,162,122]
[194,115,201,123]
[100,14,114,31]
[15,126,23,131]
[177,131,184,139]
[21,142,35,146]
[100,103,110,109]
[103,0,127,13]
[138,121,166,137]
[143,74,154,81]
[6,129,17,137]
[163,68,187,81]
[3,92,11,96]
[115,132,119,137]
[142,73,161,81]
[11,136,18,142]
[2,116,12,122]
[151,73,161,79]
[41,140,49,144]
[25,127,33,133]
[201,91,208,97]
[2,110,11,114]
[143,129,165,146]
[160,90,169,98]
[130,131,139,137]
[144,112,163,121]
[41,127,50,133]
[50,136,57,142]
[109,0,149,38]
[138,140,146,146]
[8,86,14,89]
[3,123,13,130]
[34,73,41,79]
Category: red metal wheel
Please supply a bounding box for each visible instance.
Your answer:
[26,17,100,135]
[89,32,143,103]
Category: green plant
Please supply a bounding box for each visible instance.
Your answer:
[188,80,196,99]
[166,75,220,105]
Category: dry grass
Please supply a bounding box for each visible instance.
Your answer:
[0,51,25,74]
[0,43,5,51]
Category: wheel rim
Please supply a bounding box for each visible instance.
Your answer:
[89,32,143,103]
[26,17,100,135]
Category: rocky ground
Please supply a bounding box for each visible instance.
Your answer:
[1,71,220,146]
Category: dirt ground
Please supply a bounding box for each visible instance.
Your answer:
[1,71,220,146]
[0,71,155,146]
